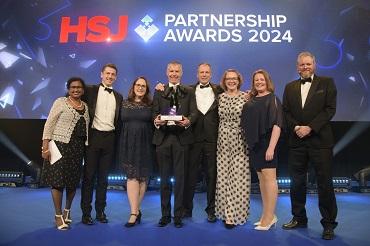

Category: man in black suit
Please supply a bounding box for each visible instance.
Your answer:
[282,52,338,240]
[183,63,223,222]
[153,61,198,228]
[80,63,123,225]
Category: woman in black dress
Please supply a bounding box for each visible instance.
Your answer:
[241,69,283,231]
[41,77,89,230]
[117,76,155,227]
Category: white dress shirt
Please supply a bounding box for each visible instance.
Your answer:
[195,83,215,115]
[301,75,314,108]
[92,85,116,131]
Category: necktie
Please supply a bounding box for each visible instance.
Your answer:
[300,77,312,84]
[170,86,178,108]
[101,84,113,93]
[200,84,210,89]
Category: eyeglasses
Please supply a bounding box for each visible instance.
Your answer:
[225,77,238,81]
[69,86,83,89]
[135,84,147,88]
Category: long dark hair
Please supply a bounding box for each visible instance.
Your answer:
[127,76,152,106]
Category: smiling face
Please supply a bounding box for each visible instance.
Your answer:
[134,78,147,100]
[297,55,316,79]
[68,80,84,99]
[253,72,268,95]
[224,71,239,91]
[101,66,117,87]
[197,64,211,85]
[167,63,182,85]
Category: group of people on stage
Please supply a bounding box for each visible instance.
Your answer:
[40,51,338,240]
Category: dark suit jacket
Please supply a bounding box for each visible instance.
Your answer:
[83,84,123,133]
[152,84,198,146]
[282,75,337,148]
[190,82,223,143]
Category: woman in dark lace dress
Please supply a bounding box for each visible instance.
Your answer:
[41,77,89,230]
[117,76,155,227]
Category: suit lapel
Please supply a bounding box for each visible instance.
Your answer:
[292,80,302,109]
[113,90,120,124]
[304,75,319,108]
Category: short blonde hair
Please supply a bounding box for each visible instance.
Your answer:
[220,69,243,91]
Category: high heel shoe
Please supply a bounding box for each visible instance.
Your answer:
[55,214,69,230]
[254,220,261,226]
[125,213,140,228]
[137,210,142,223]
[254,215,278,231]
[63,209,72,224]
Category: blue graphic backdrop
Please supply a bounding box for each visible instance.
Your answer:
[0,0,369,120]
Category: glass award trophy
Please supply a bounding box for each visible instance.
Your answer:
[160,86,183,122]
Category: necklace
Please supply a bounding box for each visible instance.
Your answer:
[68,96,83,108]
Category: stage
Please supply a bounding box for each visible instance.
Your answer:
[0,188,369,246]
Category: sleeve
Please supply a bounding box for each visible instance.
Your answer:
[187,87,198,125]
[42,98,63,140]
[270,95,284,129]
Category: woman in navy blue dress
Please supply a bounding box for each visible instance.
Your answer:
[117,76,155,227]
[241,69,283,231]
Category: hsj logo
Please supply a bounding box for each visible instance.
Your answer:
[59,16,128,43]
[134,15,159,42]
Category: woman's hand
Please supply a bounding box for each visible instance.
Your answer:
[42,149,51,161]
[265,147,274,161]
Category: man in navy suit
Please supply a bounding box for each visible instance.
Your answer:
[152,61,198,228]
[81,63,123,225]
[282,52,338,240]
[183,63,223,222]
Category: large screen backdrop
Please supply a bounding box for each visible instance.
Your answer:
[0,0,369,121]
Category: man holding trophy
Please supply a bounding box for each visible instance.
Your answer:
[153,61,198,228]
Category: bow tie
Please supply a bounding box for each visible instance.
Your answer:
[101,84,113,93]
[200,84,210,89]
[300,78,312,84]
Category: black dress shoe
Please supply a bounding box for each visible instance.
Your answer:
[322,228,335,240]
[174,217,183,228]
[207,213,217,223]
[158,216,171,227]
[96,212,108,223]
[282,219,307,230]
[82,215,94,225]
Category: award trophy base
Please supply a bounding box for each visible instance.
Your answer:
[160,115,183,121]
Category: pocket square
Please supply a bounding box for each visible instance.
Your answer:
[316,89,324,94]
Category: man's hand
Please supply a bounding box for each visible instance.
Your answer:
[155,83,165,91]
[295,126,312,138]
[154,115,166,126]
[175,116,190,128]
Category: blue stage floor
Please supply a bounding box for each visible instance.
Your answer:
[0,187,369,246]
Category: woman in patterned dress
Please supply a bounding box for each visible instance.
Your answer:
[117,76,155,227]
[41,77,89,230]
[215,69,250,229]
